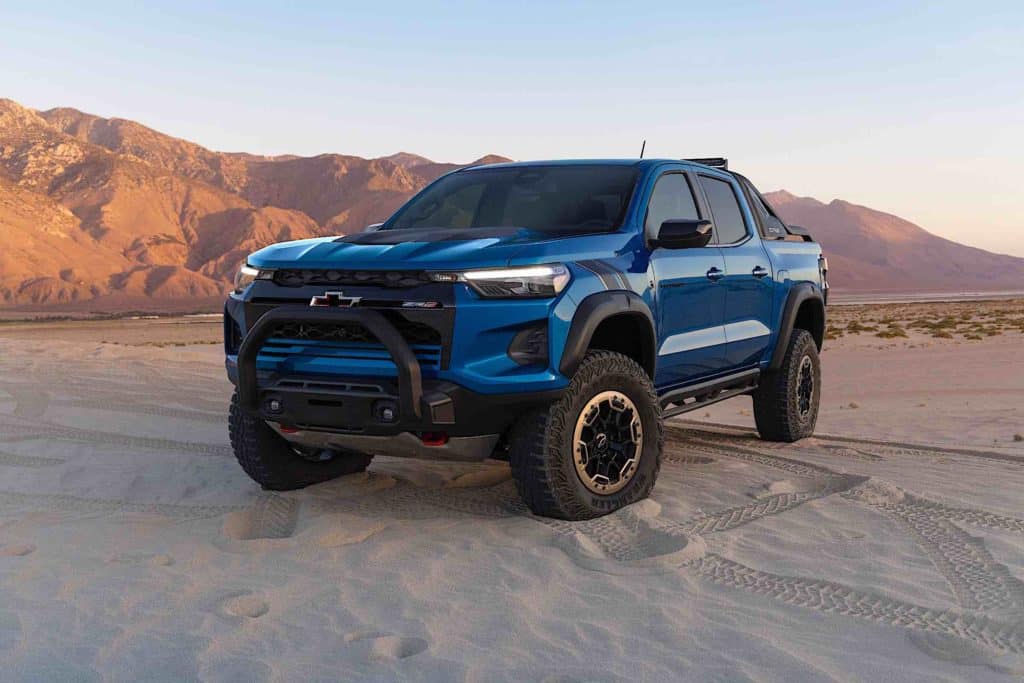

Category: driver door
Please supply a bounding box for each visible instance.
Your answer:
[647,171,728,391]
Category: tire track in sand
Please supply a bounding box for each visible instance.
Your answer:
[680,433,1024,617]
[688,552,1024,655]
[656,428,1024,662]
[0,451,64,468]
[52,398,224,425]
[0,489,242,519]
[843,481,1024,612]
[0,421,230,457]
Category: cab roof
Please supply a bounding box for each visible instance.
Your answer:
[459,158,727,173]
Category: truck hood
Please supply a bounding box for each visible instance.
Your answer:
[247,226,637,271]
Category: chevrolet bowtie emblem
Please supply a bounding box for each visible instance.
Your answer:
[310,291,362,307]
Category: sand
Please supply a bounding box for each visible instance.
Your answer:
[1,309,1023,681]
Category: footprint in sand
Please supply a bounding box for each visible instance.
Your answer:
[315,519,388,548]
[345,630,428,660]
[221,593,269,619]
[553,500,706,575]
[222,495,299,541]
[370,636,428,660]
[0,543,36,557]
[747,479,803,500]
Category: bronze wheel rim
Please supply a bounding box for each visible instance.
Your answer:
[572,391,643,495]
[797,355,814,419]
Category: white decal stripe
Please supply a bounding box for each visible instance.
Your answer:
[723,320,771,342]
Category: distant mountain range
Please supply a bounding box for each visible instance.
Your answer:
[1,97,1022,309]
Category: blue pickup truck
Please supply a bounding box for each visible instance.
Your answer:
[224,158,828,519]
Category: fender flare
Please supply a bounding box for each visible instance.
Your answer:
[559,290,657,378]
[770,282,825,370]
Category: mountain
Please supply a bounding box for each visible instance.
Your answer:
[765,191,1024,293]
[1,97,1021,309]
[0,98,506,308]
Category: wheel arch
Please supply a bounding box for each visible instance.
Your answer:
[559,291,657,378]
[770,282,825,371]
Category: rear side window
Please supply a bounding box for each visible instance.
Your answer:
[742,180,786,237]
[699,176,748,245]
[645,173,700,240]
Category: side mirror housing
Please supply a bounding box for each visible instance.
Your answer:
[653,219,713,249]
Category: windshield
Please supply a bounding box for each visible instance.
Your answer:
[385,164,638,234]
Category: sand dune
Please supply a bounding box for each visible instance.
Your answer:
[0,324,1023,681]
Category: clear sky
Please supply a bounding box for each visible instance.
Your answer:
[3,1,1022,255]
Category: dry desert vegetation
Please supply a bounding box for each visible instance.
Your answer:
[0,300,1023,681]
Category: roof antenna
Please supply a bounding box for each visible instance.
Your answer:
[639,139,646,159]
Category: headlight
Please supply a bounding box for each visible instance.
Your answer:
[431,264,569,298]
[233,264,274,293]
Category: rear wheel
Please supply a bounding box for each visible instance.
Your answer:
[508,350,663,520]
[228,391,373,490]
[752,329,821,442]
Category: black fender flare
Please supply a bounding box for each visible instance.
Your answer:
[559,290,657,378]
[769,282,826,370]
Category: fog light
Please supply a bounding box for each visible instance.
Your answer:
[508,323,548,366]
[373,399,398,423]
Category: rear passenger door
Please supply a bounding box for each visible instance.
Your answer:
[647,170,728,390]
[696,174,775,369]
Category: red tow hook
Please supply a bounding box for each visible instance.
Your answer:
[419,431,449,447]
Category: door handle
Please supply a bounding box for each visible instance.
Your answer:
[752,266,769,279]
[706,267,725,282]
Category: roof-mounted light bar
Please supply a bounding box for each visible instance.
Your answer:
[684,157,728,170]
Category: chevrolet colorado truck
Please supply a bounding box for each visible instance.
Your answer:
[224,158,828,520]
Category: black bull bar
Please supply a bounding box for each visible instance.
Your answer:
[236,306,423,419]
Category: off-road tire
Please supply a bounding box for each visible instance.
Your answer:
[753,329,821,442]
[508,350,663,520]
[229,391,373,490]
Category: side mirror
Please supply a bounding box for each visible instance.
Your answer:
[653,219,713,249]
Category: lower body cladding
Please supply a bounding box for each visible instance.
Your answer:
[269,424,500,462]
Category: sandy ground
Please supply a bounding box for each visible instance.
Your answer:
[1,307,1023,682]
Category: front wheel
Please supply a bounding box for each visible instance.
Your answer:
[508,350,664,520]
[752,329,821,442]
[228,391,373,490]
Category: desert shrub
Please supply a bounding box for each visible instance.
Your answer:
[875,325,908,339]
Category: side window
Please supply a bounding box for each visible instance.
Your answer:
[699,176,748,245]
[741,179,786,238]
[644,173,700,241]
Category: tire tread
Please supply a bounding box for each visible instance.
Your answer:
[509,350,663,520]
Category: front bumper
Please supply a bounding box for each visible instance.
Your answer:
[229,304,563,441]
[270,426,501,462]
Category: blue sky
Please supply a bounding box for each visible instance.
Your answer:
[2,1,1022,255]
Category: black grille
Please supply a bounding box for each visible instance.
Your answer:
[271,321,376,343]
[269,316,442,347]
[273,269,431,288]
